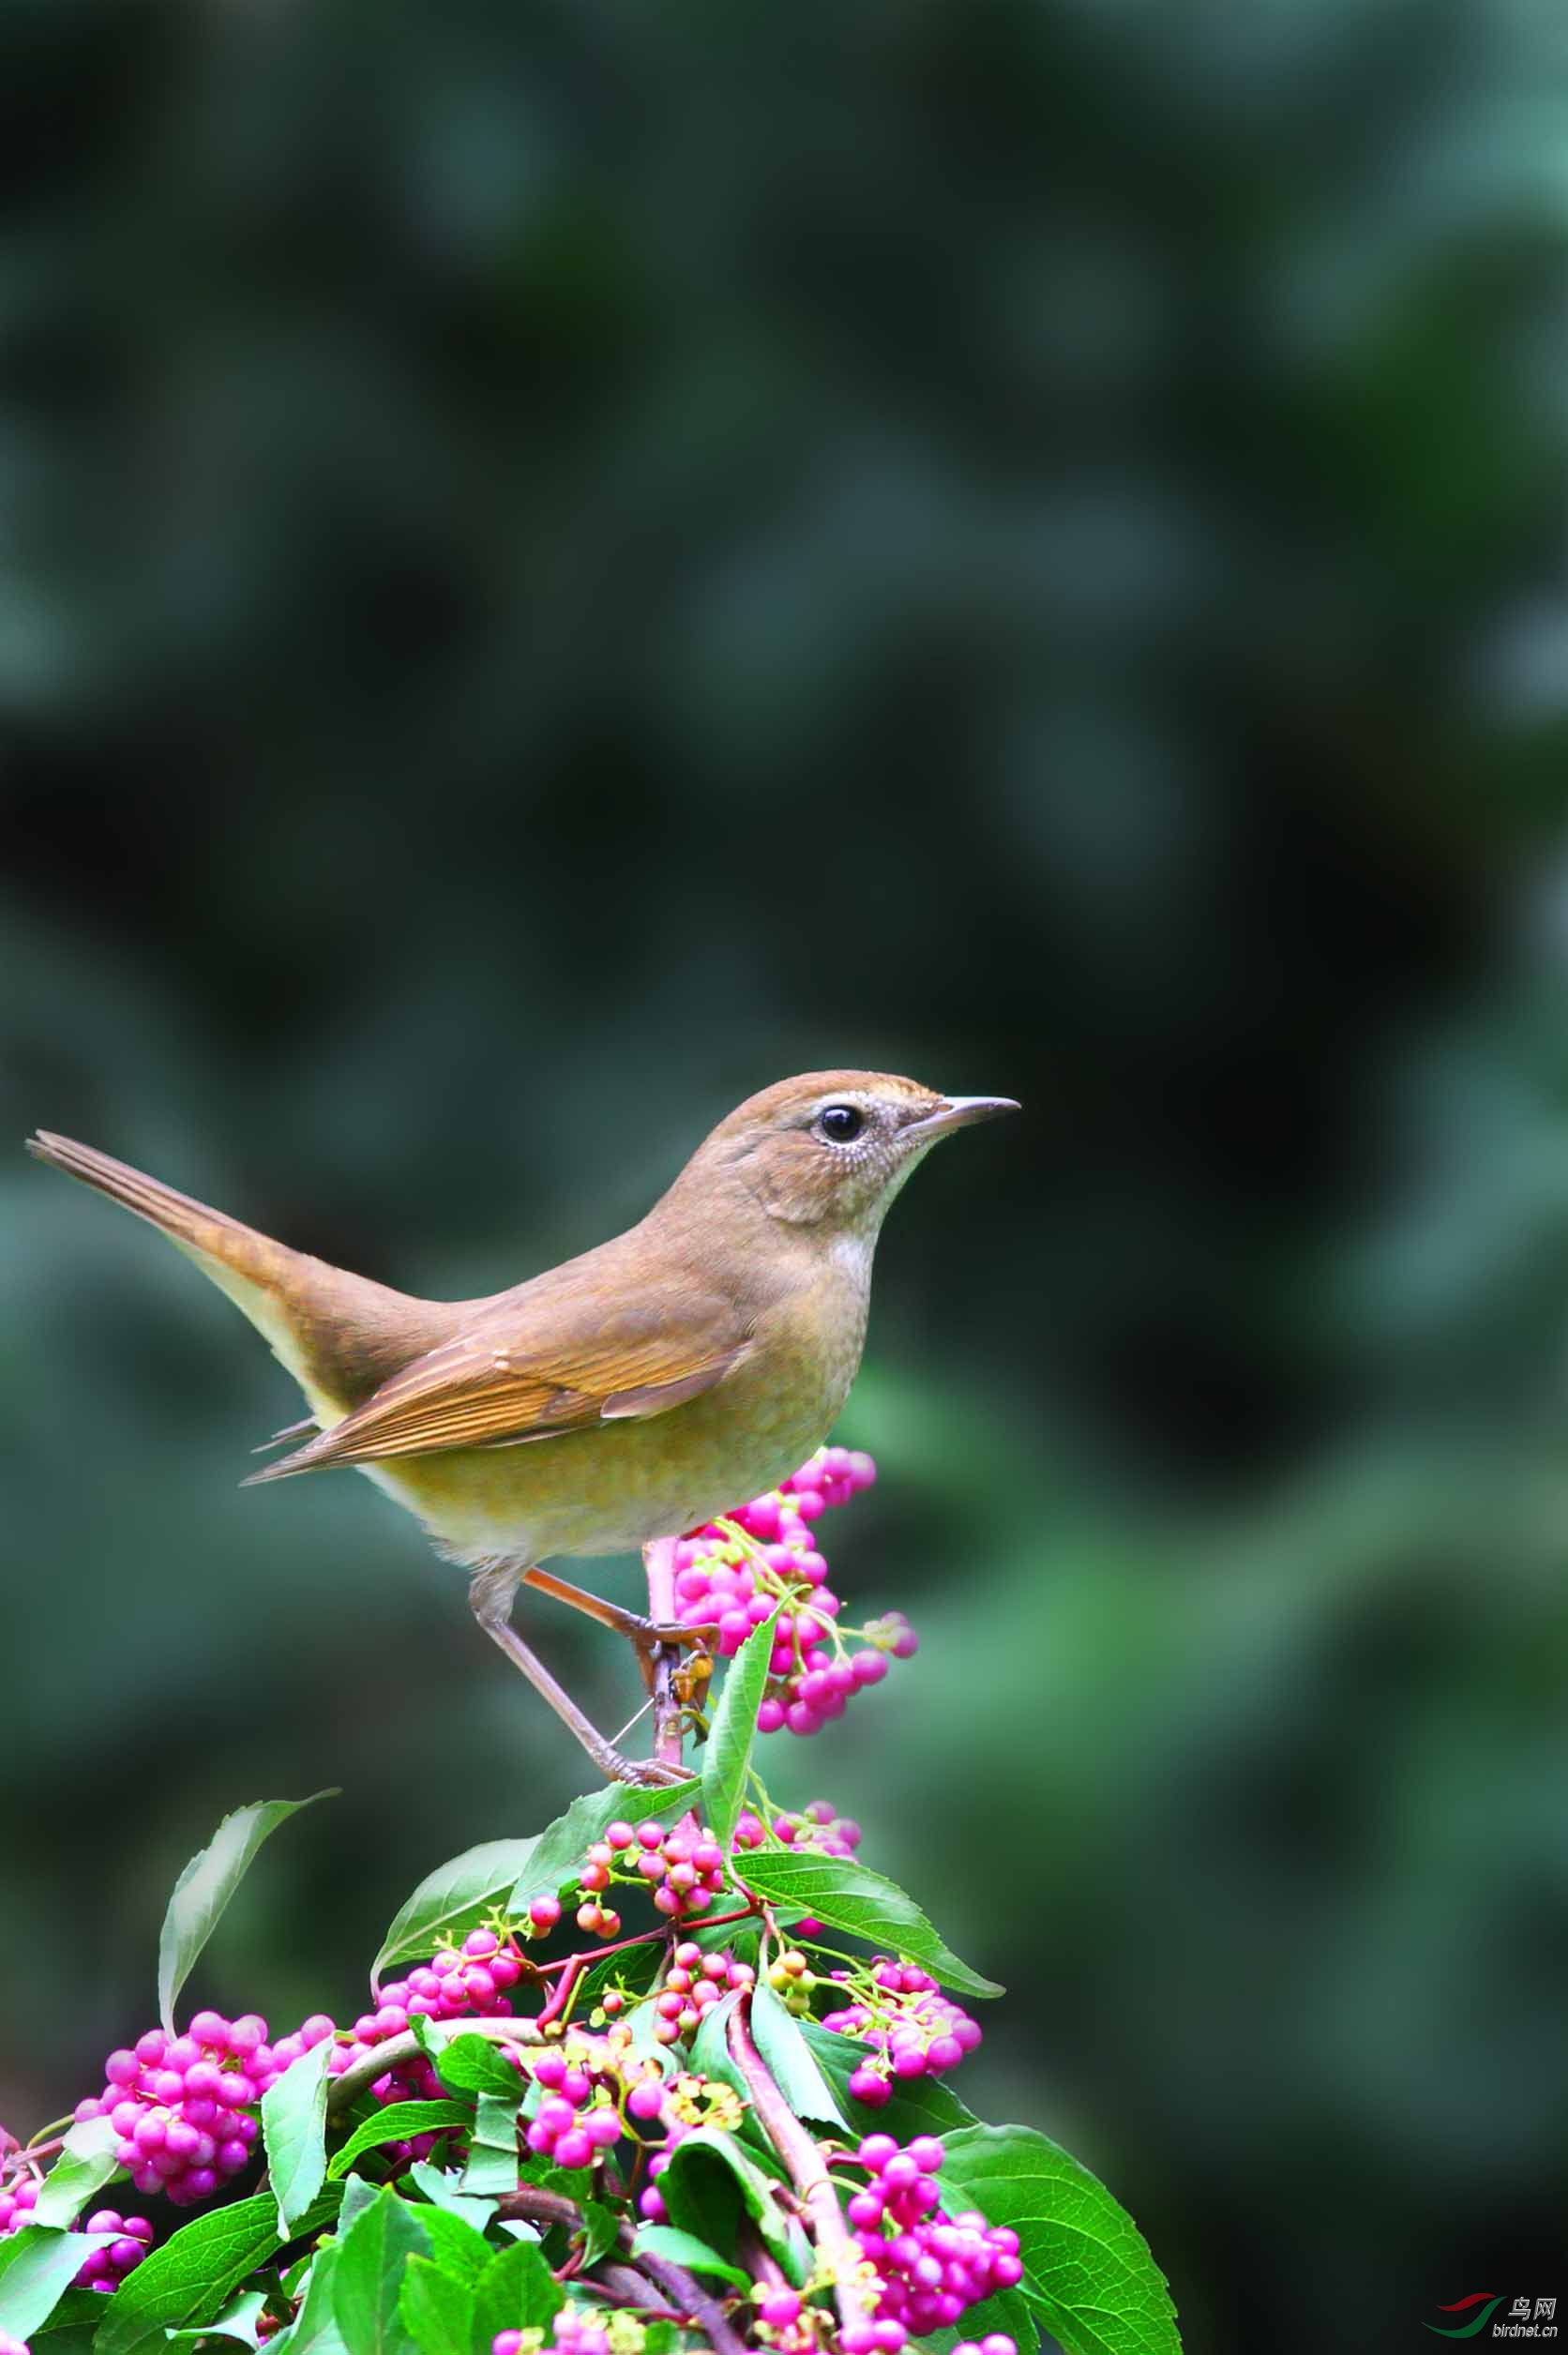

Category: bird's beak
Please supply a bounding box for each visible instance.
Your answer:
[902,1095,1021,1144]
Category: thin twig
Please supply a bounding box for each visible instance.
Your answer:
[643,1536,686,1774]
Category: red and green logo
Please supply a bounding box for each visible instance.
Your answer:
[1426,2295,1505,2338]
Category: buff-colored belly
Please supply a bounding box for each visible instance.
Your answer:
[361,1336,855,1569]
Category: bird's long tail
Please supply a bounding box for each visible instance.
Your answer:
[26,1127,341,1409]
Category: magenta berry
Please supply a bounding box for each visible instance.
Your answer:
[672,1449,903,1739]
[75,2212,154,2291]
[839,2134,1023,2341]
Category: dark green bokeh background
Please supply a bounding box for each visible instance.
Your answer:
[5,2,1568,2347]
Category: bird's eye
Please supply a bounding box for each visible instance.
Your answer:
[817,1104,865,1144]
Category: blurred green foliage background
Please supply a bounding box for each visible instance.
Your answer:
[5,0,1568,2347]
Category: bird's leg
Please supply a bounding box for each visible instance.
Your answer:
[519,1564,716,1693]
[468,1564,687,1788]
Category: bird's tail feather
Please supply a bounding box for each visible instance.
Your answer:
[26,1130,334,1409]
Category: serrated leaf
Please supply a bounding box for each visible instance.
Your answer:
[330,2103,474,2181]
[469,2238,564,2355]
[373,1841,541,1985]
[461,2096,520,2196]
[938,2124,1180,2355]
[749,1977,848,2129]
[264,2042,335,2233]
[799,2019,980,2143]
[165,2289,272,2348]
[688,1989,752,2109]
[701,1608,780,1849]
[31,2118,123,2228]
[507,1781,701,1913]
[0,2229,114,2341]
[96,2191,340,2355]
[271,2243,348,2355]
[35,2285,119,2335]
[415,2209,497,2287]
[404,2167,495,2234]
[399,2256,474,2355]
[418,2029,528,2101]
[576,2201,619,2267]
[338,2178,382,2236]
[657,2126,807,2284]
[333,2185,430,2355]
[158,1793,335,2034]
[631,2227,749,2291]
[734,1851,1001,2000]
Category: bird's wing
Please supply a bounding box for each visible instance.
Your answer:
[243,1284,753,1481]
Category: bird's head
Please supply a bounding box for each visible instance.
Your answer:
[676,1070,1019,1237]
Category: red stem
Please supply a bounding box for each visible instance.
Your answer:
[727,1987,872,2335]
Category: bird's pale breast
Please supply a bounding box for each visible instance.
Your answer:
[367,1257,871,1569]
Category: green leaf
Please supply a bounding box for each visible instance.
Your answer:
[165,2289,272,2348]
[799,2019,980,2143]
[461,2096,520,2196]
[938,2124,1180,2355]
[264,2042,335,2233]
[96,2191,340,2355]
[404,2167,495,2235]
[688,1990,752,2109]
[31,2118,123,2228]
[701,1608,780,1849]
[374,1841,541,1985]
[330,2103,474,2180]
[734,1851,1002,2000]
[272,2244,349,2355]
[576,2202,619,2267]
[749,1977,848,2130]
[158,1793,336,2033]
[333,2184,431,2355]
[399,2256,475,2355]
[0,2229,113,2342]
[507,1781,701,1913]
[631,2227,750,2291]
[35,2286,120,2336]
[419,2029,528,2101]
[469,2239,564,2355]
[657,2126,807,2284]
[415,2210,497,2288]
[338,2178,382,2236]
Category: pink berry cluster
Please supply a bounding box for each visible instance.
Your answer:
[0,2171,38,2237]
[573,1818,727,1932]
[733,1798,863,1859]
[495,2316,609,2355]
[524,2050,624,2171]
[75,2211,155,2291]
[326,1927,525,2129]
[73,2013,276,2207]
[822,1959,983,2102]
[839,2135,1024,2349]
[648,1940,756,2046]
[672,1448,914,1741]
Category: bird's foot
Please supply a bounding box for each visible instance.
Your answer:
[605,1752,693,1790]
[640,1616,718,1648]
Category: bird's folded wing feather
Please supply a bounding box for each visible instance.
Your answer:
[244,1287,753,1480]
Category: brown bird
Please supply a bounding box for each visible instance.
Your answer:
[27,1072,1017,1782]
